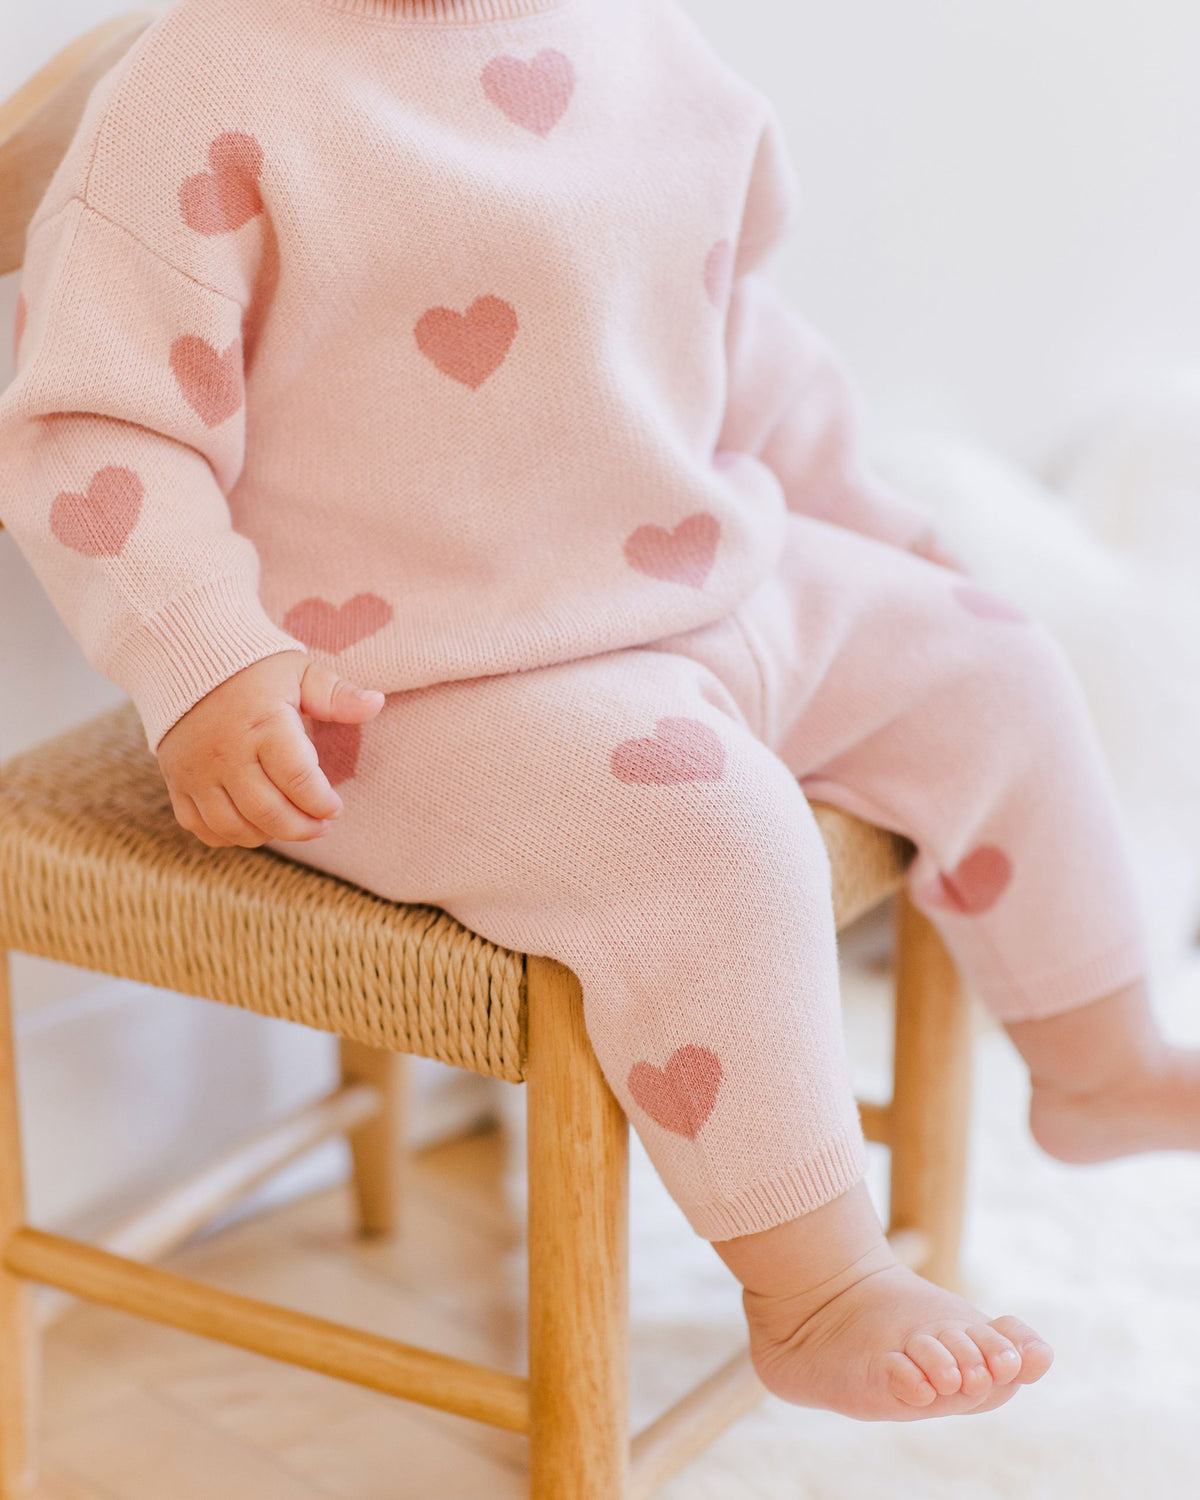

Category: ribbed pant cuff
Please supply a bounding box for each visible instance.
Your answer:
[683,1129,870,1242]
[972,934,1151,1024]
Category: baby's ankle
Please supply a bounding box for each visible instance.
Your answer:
[712,1179,895,1305]
[1004,978,1167,1099]
[1028,1044,1200,1164]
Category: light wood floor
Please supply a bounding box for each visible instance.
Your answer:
[31,1126,544,1500]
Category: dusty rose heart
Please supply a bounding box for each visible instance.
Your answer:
[179,131,265,234]
[703,238,734,308]
[414,296,518,390]
[310,720,361,788]
[170,334,243,427]
[49,465,143,557]
[953,584,1029,624]
[283,593,393,653]
[624,512,720,588]
[925,846,1013,916]
[481,49,575,135]
[611,717,725,786]
[12,292,26,363]
[628,1045,723,1140]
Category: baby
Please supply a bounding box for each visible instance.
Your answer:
[3,0,1195,1425]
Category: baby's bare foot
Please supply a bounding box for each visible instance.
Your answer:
[714,1180,1053,1424]
[1030,1047,1200,1164]
[744,1254,1053,1421]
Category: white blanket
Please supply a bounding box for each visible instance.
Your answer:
[875,400,1200,993]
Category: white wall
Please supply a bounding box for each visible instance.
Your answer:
[5,1,1199,457]
[682,0,1200,462]
[2,1,1194,1221]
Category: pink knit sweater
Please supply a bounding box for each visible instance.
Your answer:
[1,0,932,752]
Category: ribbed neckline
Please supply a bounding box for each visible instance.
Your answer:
[312,0,568,21]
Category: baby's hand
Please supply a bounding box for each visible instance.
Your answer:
[156,650,384,848]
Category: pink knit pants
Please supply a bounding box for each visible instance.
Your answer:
[267,514,1148,1240]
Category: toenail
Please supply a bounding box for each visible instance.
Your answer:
[996,1348,1019,1362]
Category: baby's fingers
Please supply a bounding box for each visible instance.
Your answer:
[227,760,336,843]
[192,785,277,849]
[298,659,384,726]
[169,788,235,849]
[257,713,343,821]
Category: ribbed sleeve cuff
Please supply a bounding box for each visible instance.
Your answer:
[102,574,309,753]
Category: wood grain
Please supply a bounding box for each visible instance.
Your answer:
[339,1041,407,1237]
[37,1084,382,1329]
[628,1349,762,1500]
[889,892,975,1290]
[0,952,38,1499]
[5,1230,529,1434]
[525,957,629,1499]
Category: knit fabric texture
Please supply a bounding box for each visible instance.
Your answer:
[260,512,1150,1237]
[0,0,933,751]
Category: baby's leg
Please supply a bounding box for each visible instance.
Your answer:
[743,513,1188,1166]
[266,644,1047,1420]
[1010,980,1200,1164]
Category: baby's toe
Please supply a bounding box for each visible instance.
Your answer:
[989,1315,1055,1384]
[937,1328,994,1396]
[968,1323,1023,1385]
[881,1351,939,1407]
[904,1333,965,1396]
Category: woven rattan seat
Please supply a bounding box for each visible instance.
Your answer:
[0,700,912,1086]
[0,700,526,1079]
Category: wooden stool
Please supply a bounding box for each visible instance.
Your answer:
[0,15,974,1497]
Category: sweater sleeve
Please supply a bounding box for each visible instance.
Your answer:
[0,194,306,753]
[716,109,937,554]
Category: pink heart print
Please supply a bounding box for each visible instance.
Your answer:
[953,584,1030,624]
[170,335,244,427]
[179,132,265,234]
[310,719,361,788]
[283,593,394,653]
[624,511,720,589]
[925,845,1013,916]
[12,292,26,363]
[628,1045,724,1140]
[481,49,575,135]
[414,296,518,389]
[610,717,726,786]
[49,465,143,557]
[703,239,734,309]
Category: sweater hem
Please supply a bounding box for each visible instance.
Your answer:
[311,0,571,22]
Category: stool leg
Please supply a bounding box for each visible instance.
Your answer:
[0,953,37,1497]
[526,957,629,1500]
[888,893,975,1293]
[339,1040,407,1238]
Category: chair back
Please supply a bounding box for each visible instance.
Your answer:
[1,9,165,275]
